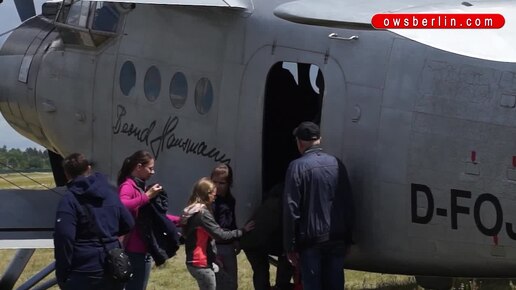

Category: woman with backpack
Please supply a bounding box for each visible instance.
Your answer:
[54,153,134,290]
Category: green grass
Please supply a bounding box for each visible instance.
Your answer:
[2,247,515,290]
[0,248,418,290]
[7,172,505,289]
[0,172,55,189]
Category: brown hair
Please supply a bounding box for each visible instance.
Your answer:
[63,153,90,179]
[187,177,216,207]
[210,163,234,199]
[117,150,154,186]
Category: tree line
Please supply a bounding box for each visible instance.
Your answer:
[0,146,51,173]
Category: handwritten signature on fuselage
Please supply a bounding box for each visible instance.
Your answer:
[112,105,230,164]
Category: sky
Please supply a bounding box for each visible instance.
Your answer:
[0,0,46,150]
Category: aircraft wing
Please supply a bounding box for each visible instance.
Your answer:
[273,0,441,29]
[0,188,64,248]
[274,0,516,62]
[88,0,251,9]
[388,1,516,63]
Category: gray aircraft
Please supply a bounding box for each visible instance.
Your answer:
[0,0,515,289]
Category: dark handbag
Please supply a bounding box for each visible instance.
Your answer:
[76,196,133,282]
[104,247,133,282]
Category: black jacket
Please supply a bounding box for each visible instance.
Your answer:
[283,145,354,252]
[137,190,180,266]
[240,183,283,255]
[212,194,237,244]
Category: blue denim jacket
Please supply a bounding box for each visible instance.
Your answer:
[283,145,354,252]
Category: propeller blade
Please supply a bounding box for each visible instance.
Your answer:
[14,0,36,22]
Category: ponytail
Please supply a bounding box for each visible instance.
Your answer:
[117,157,134,186]
[117,150,154,186]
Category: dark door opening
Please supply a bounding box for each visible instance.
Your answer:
[262,62,324,195]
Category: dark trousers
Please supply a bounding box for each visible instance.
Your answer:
[244,249,293,290]
[299,246,345,290]
[125,252,152,290]
[62,271,123,290]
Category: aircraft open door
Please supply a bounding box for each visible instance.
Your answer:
[236,46,346,210]
[262,62,324,193]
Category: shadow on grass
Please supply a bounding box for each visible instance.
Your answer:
[360,279,515,290]
[451,278,514,290]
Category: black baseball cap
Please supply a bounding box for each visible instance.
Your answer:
[293,121,320,141]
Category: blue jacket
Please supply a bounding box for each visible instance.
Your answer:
[283,145,354,252]
[53,173,134,285]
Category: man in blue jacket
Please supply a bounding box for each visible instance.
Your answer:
[54,153,134,289]
[283,122,354,290]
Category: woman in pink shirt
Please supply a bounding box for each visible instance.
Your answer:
[117,150,162,290]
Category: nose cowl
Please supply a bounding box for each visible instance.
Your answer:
[0,16,55,149]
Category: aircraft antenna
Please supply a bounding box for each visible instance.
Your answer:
[0,175,24,190]
[0,27,17,38]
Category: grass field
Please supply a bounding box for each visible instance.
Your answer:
[0,172,56,189]
[0,248,419,290]
[1,172,512,289]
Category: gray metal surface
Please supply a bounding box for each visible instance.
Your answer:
[0,188,63,242]
[17,262,56,290]
[0,249,34,290]
[89,0,252,9]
